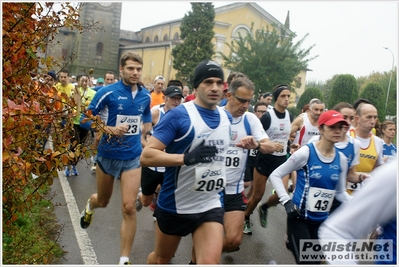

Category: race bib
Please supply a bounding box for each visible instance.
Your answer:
[225,146,244,168]
[274,139,287,154]
[116,115,140,135]
[347,181,363,191]
[190,165,226,193]
[249,148,258,157]
[307,187,335,212]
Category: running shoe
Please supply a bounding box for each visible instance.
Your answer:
[136,189,143,212]
[71,165,79,176]
[80,198,94,229]
[257,202,268,228]
[64,166,71,177]
[243,220,252,235]
[91,163,96,172]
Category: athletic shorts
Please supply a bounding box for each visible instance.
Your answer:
[286,216,322,264]
[141,167,164,196]
[244,165,255,182]
[154,207,224,236]
[244,155,256,182]
[224,192,247,212]
[255,154,287,177]
[97,156,140,179]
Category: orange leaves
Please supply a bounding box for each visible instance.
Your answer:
[62,154,69,165]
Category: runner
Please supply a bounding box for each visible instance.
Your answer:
[140,60,231,264]
[79,52,152,265]
[269,110,352,264]
[137,86,184,213]
[244,84,291,234]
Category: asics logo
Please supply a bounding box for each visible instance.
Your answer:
[313,190,333,199]
[201,169,222,178]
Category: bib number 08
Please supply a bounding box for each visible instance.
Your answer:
[225,157,240,167]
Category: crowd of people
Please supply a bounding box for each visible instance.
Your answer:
[39,53,396,265]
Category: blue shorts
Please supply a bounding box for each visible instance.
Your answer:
[97,156,140,179]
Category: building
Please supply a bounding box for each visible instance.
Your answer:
[43,2,308,104]
[43,2,123,79]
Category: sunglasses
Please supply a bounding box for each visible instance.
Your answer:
[232,93,253,104]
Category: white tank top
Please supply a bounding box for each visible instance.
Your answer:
[297,114,320,147]
[267,109,291,156]
[173,101,231,213]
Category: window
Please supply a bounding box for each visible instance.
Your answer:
[96,42,103,56]
[232,25,251,40]
[173,32,179,40]
[95,42,103,65]
[154,35,158,42]
[145,37,150,43]
[163,34,168,41]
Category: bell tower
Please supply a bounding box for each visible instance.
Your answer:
[69,2,122,77]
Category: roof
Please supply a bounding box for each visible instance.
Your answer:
[119,29,141,42]
[138,3,293,35]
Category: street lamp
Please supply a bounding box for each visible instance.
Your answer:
[383,47,394,115]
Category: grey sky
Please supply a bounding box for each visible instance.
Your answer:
[120,1,398,83]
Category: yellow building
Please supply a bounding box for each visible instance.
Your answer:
[120,2,307,104]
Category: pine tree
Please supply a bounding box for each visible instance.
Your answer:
[172,3,215,86]
[328,74,358,109]
[297,87,324,113]
[359,82,386,121]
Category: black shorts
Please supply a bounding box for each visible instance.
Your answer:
[224,192,247,212]
[244,150,257,182]
[255,154,287,177]
[244,165,255,182]
[141,167,164,196]
[154,207,224,236]
[286,216,322,264]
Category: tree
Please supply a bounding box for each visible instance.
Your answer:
[296,87,324,113]
[222,23,317,99]
[171,3,215,85]
[2,3,100,263]
[328,74,358,109]
[359,82,386,121]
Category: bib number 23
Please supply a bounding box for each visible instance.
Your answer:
[116,115,140,135]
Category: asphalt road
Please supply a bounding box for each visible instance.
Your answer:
[51,159,296,265]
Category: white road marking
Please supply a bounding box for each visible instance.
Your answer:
[58,170,99,265]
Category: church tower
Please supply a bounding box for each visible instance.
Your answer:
[44,2,122,78]
[69,2,122,77]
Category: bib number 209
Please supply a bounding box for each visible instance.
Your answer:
[196,178,224,192]
[192,166,226,193]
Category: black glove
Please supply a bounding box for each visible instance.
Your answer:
[284,200,300,219]
[183,140,218,166]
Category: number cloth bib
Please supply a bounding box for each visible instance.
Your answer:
[190,164,226,193]
[116,115,140,135]
[306,187,335,212]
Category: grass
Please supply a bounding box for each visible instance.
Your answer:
[2,184,65,264]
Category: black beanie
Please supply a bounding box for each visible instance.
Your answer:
[192,60,224,89]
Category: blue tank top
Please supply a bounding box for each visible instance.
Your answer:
[293,143,342,222]
[336,138,355,170]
